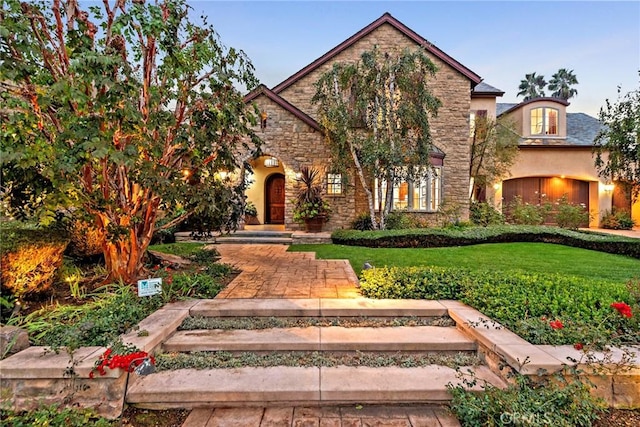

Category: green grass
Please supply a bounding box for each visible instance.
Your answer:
[148,242,205,258]
[290,243,640,283]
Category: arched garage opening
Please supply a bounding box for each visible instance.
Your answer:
[502,177,589,224]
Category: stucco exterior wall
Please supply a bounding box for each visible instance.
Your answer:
[278,22,473,221]
[470,98,497,118]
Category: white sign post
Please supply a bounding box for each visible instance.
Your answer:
[137,277,162,297]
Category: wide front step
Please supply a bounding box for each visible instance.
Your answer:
[126,365,505,409]
[162,326,476,353]
[190,298,448,318]
[215,236,293,244]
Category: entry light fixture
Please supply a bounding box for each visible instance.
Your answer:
[264,157,279,168]
[603,183,615,193]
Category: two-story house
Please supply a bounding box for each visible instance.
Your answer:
[240,12,636,230]
[242,13,502,230]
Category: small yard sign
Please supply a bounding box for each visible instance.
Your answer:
[137,278,162,297]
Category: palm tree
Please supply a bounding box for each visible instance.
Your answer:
[517,72,547,100]
[548,68,578,100]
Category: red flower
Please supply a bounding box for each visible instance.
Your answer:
[549,320,564,330]
[610,302,633,318]
[166,275,173,285]
[574,343,583,350]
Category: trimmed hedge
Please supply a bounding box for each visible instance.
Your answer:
[0,224,69,297]
[332,225,640,259]
[360,266,639,346]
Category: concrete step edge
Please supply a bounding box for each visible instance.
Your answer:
[126,365,505,405]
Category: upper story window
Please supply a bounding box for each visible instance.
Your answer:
[530,107,558,136]
[326,173,343,195]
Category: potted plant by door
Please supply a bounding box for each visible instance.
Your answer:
[244,201,260,225]
[292,167,331,232]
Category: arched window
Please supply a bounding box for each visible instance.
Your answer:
[530,107,558,136]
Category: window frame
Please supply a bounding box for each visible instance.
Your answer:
[374,167,442,213]
[530,107,559,136]
[326,173,344,195]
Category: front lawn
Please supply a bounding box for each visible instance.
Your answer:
[291,242,640,283]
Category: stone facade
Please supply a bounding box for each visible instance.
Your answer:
[244,14,485,229]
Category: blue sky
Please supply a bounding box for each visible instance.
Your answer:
[186,0,639,117]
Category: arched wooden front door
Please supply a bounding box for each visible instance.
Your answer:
[265,173,285,224]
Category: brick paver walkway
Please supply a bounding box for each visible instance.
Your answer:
[183,405,461,427]
[215,244,361,299]
[181,244,462,427]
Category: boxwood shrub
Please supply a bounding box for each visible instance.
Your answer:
[332,225,640,259]
[360,266,638,346]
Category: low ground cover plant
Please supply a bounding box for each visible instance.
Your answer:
[0,404,113,426]
[448,372,605,427]
[359,266,639,346]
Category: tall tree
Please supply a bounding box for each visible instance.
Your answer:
[548,68,579,100]
[0,0,261,283]
[469,115,520,201]
[312,46,441,230]
[594,84,640,199]
[517,72,547,100]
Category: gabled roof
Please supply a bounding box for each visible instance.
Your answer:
[245,85,321,132]
[272,12,482,94]
[472,82,504,97]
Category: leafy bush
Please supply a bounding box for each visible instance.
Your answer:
[554,195,590,230]
[351,212,374,231]
[65,219,103,258]
[0,223,69,298]
[331,225,640,259]
[449,374,605,427]
[359,266,637,345]
[384,211,415,230]
[10,244,232,350]
[0,404,113,427]
[601,208,635,230]
[506,195,550,225]
[469,202,504,226]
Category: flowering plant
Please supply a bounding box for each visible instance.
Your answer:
[90,345,155,378]
[610,302,633,318]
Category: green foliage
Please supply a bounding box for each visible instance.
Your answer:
[0,0,261,283]
[469,202,504,226]
[548,68,579,100]
[554,195,590,230]
[470,116,519,199]
[359,266,637,345]
[384,211,416,230]
[292,167,331,222]
[351,212,374,231]
[0,223,69,298]
[0,404,113,427]
[449,374,604,427]
[244,201,258,217]
[148,242,207,258]
[64,219,104,258]
[9,244,232,350]
[312,46,441,229]
[330,225,640,259]
[517,72,547,100]
[595,83,640,199]
[601,208,636,230]
[506,196,550,225]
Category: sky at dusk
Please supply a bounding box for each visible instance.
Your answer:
[182,0,639,118]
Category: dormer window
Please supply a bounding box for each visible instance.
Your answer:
[530,107,558,136]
